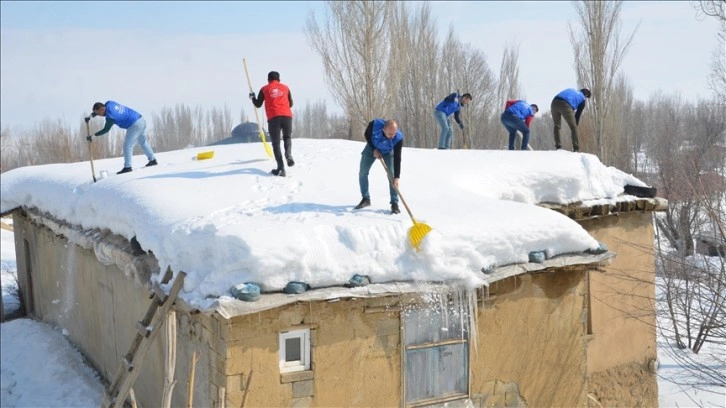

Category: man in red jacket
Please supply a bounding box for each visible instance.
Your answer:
[250,71,294,176]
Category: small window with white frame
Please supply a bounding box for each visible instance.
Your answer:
[279,328,310,373]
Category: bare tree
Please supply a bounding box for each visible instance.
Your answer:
[1,126,19,173]
[293,100,346,139]
[494,41,524,150]
[692,0,726,21]
[530,110,553,151]
[439,27,498,149]
[630,99,647,175]
[151,104,233,150]
[569,0,638,163]
[391,1,440,148]
[603,74,637,172]
[708,20,726,104]
[690,1,726,103]
[496,41,522,103]
[643,92,726,399]
[306,1,401,137]
[207,105,234,145]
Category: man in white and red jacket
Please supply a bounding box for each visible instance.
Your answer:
[500,100,538,150]
[250,71,294,176]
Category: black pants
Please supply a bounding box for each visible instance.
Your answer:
[268,116,293,170]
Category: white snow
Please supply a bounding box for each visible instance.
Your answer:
[1,318,104,406]
[1,139,723,406]
[1,227,19,316]
[656,274,726,407]
[0,139,645,309]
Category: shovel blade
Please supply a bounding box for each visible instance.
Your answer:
[259,131,274,158]
[409,222,433,250]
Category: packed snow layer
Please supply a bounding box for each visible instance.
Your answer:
[0,139,645,308]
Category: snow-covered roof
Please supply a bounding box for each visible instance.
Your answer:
[0,139,649,310]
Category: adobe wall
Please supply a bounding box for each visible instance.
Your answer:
[212,295,402,407]
[580,211,658,407]
[12,213,212,407]
[471,270,589,407]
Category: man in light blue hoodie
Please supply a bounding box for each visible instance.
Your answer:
[434,92,472,149]
[550,88,591,152]
[88,101,157,174]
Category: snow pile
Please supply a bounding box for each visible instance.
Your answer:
[0,139,645,308]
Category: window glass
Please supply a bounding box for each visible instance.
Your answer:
[403,297,470,405]
[404,307,466,345]
[405,344,468,401]
[285,337,302,361]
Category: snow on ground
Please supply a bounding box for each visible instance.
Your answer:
[655,273,726,407]
[1,318,104,406]
[1,225,19,316]
[0,139,644,309]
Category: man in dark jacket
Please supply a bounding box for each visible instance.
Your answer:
[434,92,472,149]
[250,71,294,176]
[501,100,538,150]
[88,101,157,174]
[354,119,403,215]
[550,88,591,152]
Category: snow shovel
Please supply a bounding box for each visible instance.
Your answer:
[242,58,274,159]
[379,158,432,250]
[85,117,97,182]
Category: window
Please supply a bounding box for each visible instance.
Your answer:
[279,329,310,373]
[403,299,469,406]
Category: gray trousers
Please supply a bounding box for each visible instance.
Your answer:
[551,98,579,150]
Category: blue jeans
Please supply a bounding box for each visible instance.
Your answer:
[359,143,398,204]
[123,117,156,168]
[501,111,530,150]
[434,109,452,149]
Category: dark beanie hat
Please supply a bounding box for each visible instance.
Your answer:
[268,71,280,81]
[580,88,592,98]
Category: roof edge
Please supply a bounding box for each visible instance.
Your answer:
[207,252,615,319]
[539,196,667,221]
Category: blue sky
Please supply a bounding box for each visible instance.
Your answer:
[1,1,720,132]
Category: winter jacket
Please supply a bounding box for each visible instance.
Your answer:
[435,93,464,126]
[365,119,403,178]
[252,80,293,120]
[553,88,588,124]
[504,100,536,127]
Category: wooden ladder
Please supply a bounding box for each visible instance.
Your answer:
[101,268,187,408]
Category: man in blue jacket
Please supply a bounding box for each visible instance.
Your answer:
[501,100,538,150]
[354,119,403,215]
[434,92,472,149]
[550,88,591,152]
[89,101,157,174]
